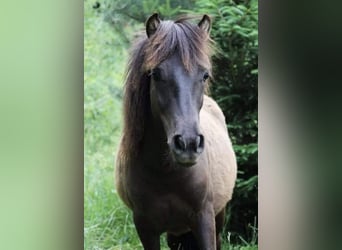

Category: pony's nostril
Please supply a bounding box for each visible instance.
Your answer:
[174,135,186,151]
[196,135,204,153]
[173,134,204,154]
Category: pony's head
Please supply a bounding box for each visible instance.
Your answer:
[144,14,212,166]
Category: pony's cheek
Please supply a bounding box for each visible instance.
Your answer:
[150,87,161,113]
[156,94,170,114]
[160,113,172,131]
[150,83,167,110]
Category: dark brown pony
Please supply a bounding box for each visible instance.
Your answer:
[115,14,237,250]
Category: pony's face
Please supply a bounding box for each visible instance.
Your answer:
[149,53,210,166]
[145,13,212,167]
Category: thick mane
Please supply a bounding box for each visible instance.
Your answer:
[121,17,213,155]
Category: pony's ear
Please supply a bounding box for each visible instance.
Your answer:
[198,14,211,34]
[146,13,161,38]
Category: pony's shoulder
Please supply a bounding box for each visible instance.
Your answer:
[202,95,226,125]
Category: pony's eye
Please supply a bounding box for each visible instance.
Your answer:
[203,72,210,81]
[149,68,162,81]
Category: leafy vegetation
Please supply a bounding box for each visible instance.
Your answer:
[85,0,257,249]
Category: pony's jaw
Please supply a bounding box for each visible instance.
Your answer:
[170,151,200,167]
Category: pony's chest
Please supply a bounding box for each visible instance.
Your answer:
[128,168,208,218]
[131,188,198,233]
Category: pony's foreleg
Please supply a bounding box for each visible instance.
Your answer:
[133,213,160,250]
[190,204,216,250]
[215,209,226,250]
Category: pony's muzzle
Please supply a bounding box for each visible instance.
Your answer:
[171,134,204,166]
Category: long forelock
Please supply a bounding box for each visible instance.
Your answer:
[143,18,212,72]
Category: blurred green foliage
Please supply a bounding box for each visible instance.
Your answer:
[85,0,258,248]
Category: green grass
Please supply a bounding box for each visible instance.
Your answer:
[84,2,257,249]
